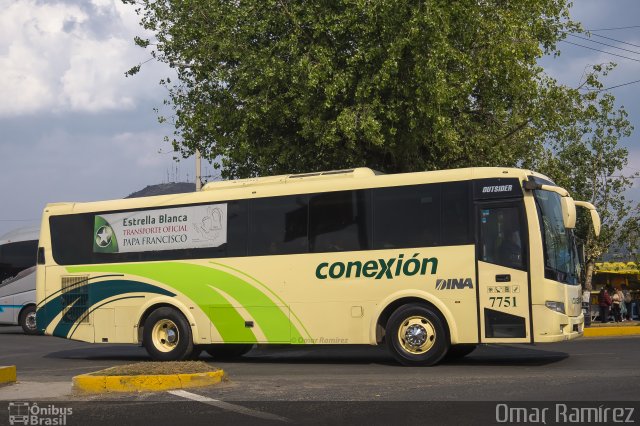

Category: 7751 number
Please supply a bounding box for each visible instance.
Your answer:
[489,296,517,308]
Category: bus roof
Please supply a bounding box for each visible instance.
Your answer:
[42,167,555,216]
[0,226,40,246]
[201,167,378,191]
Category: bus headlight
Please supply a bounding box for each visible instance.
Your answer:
[545,301,565,314]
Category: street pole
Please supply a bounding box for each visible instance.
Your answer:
[195,149,202,191]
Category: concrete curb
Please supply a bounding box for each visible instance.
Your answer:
[72,370,225,393]
[583,326,640,337]
[0,366,17,384]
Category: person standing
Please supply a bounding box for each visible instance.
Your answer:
[598,287,612,323]
[622,285,633,321]
[612,288,622,322]
[617,287,627,321]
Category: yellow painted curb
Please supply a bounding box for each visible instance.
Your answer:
[584,326,640,337]
[73,370,224,393]
[0,366,17,384]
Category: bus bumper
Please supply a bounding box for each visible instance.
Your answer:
[532,306,584,343]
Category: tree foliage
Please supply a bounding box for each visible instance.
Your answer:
[123,0,580,178]
[124,1,640,285]
[534,65,637,289]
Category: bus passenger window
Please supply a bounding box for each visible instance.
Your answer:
[249,195,308,256]
[373,184,441,249]
[309,190,369,252]
[441,181,471,245]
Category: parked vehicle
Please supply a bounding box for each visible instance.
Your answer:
[37,167,599,365]
[0,227,39,334]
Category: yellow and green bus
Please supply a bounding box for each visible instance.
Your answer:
[35,167,600,366]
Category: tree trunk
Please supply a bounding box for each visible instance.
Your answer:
[584,260,595,291]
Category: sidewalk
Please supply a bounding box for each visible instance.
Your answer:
[583,320,640,337]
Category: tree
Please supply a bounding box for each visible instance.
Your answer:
[534,66,637,290]
[619,209,640,265]
[123,0,580,178]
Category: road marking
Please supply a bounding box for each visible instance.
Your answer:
[168,389,290,422]
[571,352,616,356]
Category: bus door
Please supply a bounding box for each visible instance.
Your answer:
[476,200,532,343]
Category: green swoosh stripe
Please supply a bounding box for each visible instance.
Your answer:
[37,280,175,337]
[209,261,312,341]
[68,262,305,343]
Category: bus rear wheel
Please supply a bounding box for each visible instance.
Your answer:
[205,344,254,360]
[386,304,449,366]
[19,305,39,335]
[143,307,194,361]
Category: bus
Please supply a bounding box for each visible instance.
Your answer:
[0,227,39,334]
[35,167,600,366]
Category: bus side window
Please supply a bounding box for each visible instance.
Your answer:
[309,190,370,253]
[372,184,441,249]
[479,206,525,270]
[249,195,309,256]
[441,181,471,245]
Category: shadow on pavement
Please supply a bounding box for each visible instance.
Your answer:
[231,345,398,366]
[44,345,149,361]
[41,343,568,367]
[442,344,569,366]
[0,325,25,335]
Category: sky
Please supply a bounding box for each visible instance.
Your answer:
[0,0,639,237]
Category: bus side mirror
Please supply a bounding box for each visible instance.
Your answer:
[575,201,601,237]
[560,196,577,229]
[534,183,576,229]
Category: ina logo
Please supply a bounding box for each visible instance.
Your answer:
[436,278,473,290]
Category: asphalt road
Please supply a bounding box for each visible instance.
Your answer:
[1,326,639,424]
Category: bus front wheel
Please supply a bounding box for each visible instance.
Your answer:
[386,304,449,366]
[143,307,194,361]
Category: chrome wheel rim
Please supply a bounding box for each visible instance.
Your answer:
[397,315,436,354]
[151,319,179,352]
[25,311,37,330]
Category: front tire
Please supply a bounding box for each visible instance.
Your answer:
[386,304,449,366]
[143,307,194,361]
[19,305,39,335]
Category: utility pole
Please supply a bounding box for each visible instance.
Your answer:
[195,149,202,191]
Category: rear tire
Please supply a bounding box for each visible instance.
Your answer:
[205,344,254,360]
[386,304,449,366]
[445,344,477,359]
[143,307,194,361]
[19,305,39,335]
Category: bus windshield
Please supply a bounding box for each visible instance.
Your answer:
[534,190,579,285]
